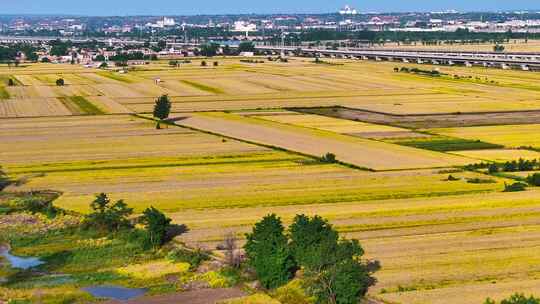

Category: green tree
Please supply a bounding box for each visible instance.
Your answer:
[290,215,375,304]
[527,173,540,186]
[153,94,172,126]
[84,193,133,232]
[244,214,297,289]
[56,78,65,86]
[238,41,255,53]
[157,40,167,50]
[140,207,172,248]
[199,43,219,57]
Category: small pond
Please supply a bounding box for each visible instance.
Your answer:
[0,246,44,270]
[82,285,147,300]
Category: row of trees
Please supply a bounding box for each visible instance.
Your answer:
[245,214,377,304]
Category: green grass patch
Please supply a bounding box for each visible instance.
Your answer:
[59,96,105,115]
[181,80,224,94]
[395,137,503,152]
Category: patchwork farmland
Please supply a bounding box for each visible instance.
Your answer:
[3,57,540,304]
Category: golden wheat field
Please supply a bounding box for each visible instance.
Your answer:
[3,57,540,304]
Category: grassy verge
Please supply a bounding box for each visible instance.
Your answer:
[59,96,105,115]
[181,80,225,94]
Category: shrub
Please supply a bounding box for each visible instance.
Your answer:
[201,61,207,66]
[321,153,337,163]
[56,78,65,86]
[272,279,315,304]
[244,214,297,289]
[83,193,133,232]
[7,78,14,86]
[526,173,540,186]
[447,175,460,181]
[168,247,210,270]
[504,182,528,192]
[488,163,499,174]
[213,61,219,66]
[466,178,496,184]
[139,206,172,248]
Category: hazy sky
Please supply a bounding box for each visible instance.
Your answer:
[2,0,539,16]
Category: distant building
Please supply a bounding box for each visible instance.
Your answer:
[339,5,358,15]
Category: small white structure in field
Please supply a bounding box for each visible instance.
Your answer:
[154,77,161,84]
[240,51,254,57]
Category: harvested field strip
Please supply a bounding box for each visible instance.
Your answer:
[430,124,540,148]
[0,115,267,164]
[0,86,9,99]
[96,71,137,83]
[58,96,105,115]
[176,112,474,170]
[254,112,409,134]
[450,149,540,162]
[24,161,504,213]
[180,80,224,94]
[6,152,302,174]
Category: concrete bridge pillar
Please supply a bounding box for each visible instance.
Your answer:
[465,62,473,67]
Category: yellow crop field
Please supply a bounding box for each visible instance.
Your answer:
[450,149,540,162]
[431,124,540,148]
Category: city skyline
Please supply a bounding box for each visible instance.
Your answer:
[1,0,540,16]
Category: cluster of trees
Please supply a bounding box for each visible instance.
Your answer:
[197,41,256,57]
[84,193,183,248]
[245,214,377,304]
[488,158,539,173]
[291,28,538,44]
[108,51,157,65]
[0,44,38,63]
[49,39,72,57]
[395,67,441,77]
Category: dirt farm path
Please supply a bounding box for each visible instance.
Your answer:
[103,288,246,304]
